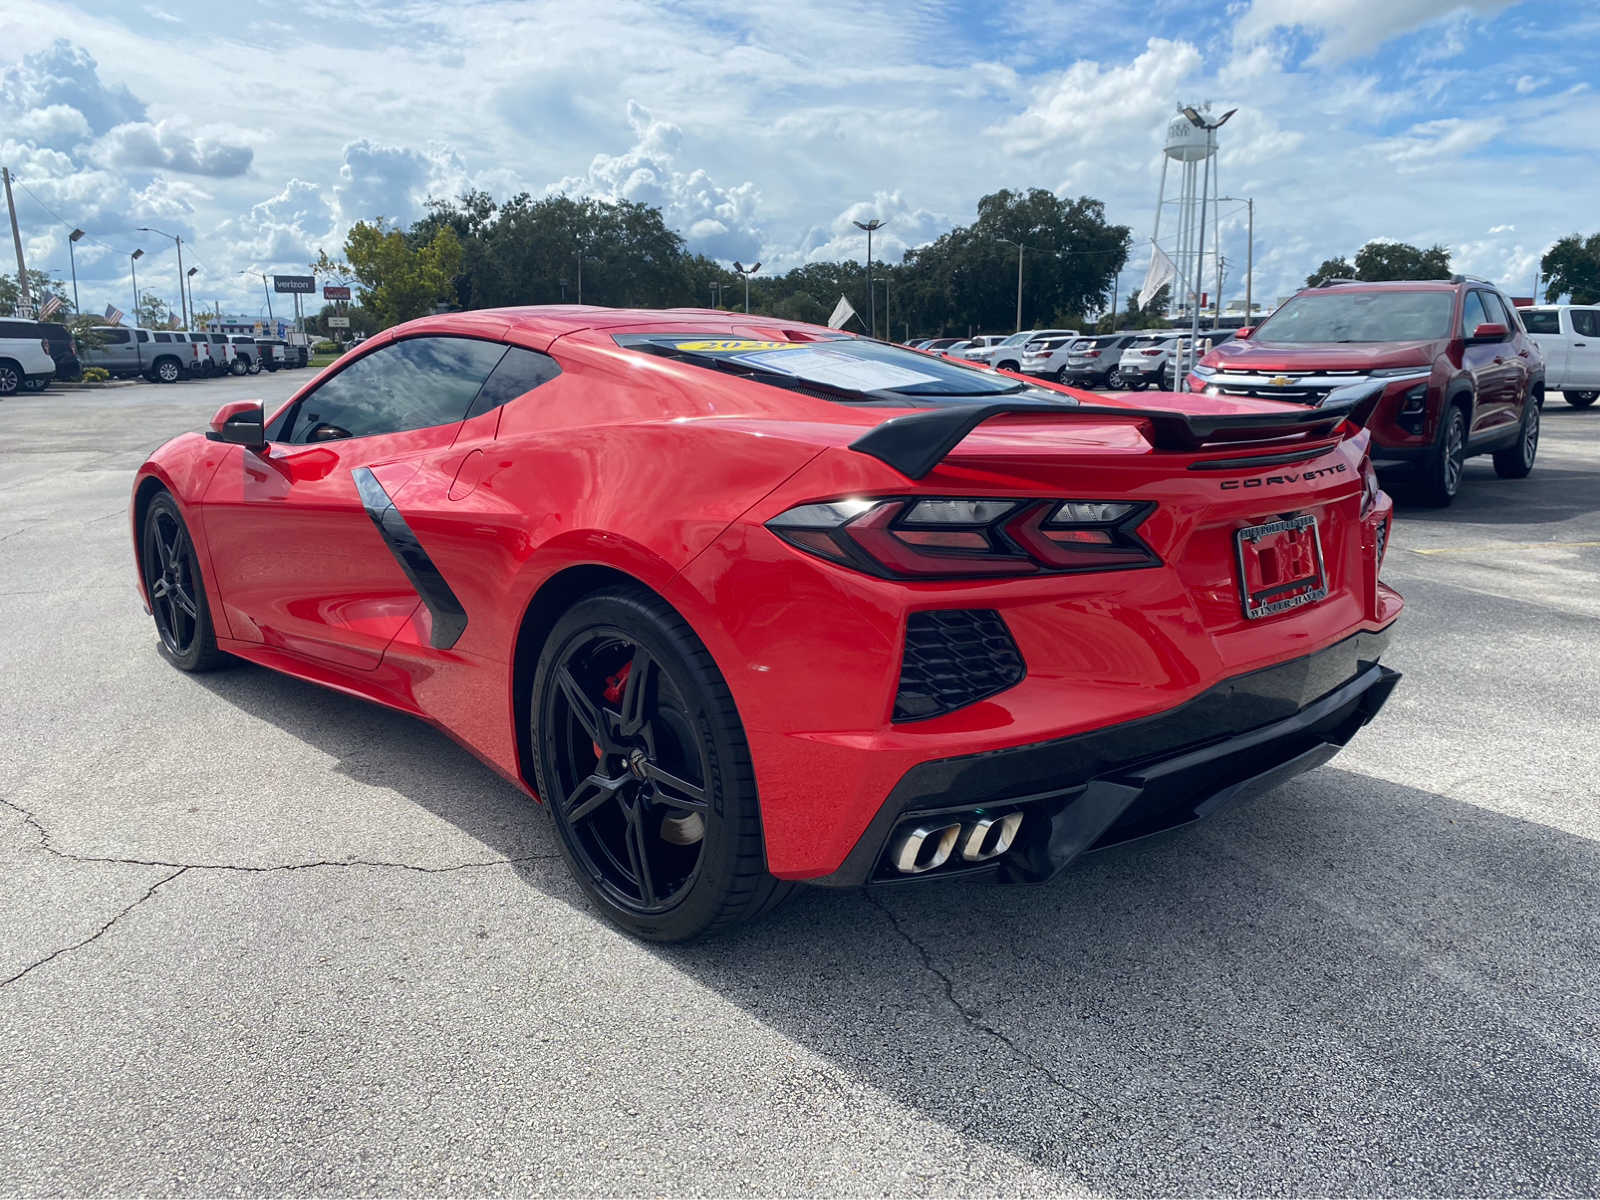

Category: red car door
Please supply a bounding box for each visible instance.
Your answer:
[1458,290,1517,438]
[200,335,509,671]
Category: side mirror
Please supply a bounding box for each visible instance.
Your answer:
[1235,326,1253,339]
[1470,322,1508,343]
[206,399,266,451]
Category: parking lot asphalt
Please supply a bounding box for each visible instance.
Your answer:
[2,375,1598,1196]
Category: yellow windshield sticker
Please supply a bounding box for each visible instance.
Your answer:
[674,339,807,353]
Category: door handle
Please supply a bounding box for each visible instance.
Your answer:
[1575,342,1587,348]
[1492,356,1504,364]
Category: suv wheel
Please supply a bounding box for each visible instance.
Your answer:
[1419,404,1467,506]
[154,358,181,384]
[0,360,21,396]
[1107,366,1124,389]
[1565,390,1598,408]
[1493,394,1540,479]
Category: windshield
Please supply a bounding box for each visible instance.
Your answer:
[615,333,1068,401]
[1257,290,1454,343]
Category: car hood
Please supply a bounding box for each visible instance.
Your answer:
[1203,338,1439,372]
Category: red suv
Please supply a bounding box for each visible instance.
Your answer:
[1188,278,1544,505]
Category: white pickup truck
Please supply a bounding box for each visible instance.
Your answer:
[1519,305,1600,408]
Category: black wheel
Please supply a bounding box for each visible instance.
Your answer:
[1493,395,1540,479]
[532,587,791,942]
[0,360,20,396]
[1566,390,1598,408]
[1107,366,1124,389]
[1125,378,1148,391]
[1053,365,1069,384]
[1418,404,1467,506]
[154,357,181,384]
[230,358,247,376]
[141,493,228,671]
[247,358,261,376]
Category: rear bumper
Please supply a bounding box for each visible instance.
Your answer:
[810,627,1398,887]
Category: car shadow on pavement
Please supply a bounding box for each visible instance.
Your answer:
[190,661,1600,1194]
[1391,465,1595,526]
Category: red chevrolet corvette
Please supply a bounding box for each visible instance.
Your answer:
[131,307,1402,940]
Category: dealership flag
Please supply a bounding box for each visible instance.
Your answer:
[103,303,124,324]
[38,295,62,319]
[1139,242,1177,308]
[827,294,858,330]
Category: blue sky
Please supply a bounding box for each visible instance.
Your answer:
[1,0,1595,321]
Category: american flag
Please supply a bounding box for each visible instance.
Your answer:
[38,295,63,319]
[104,303,124,324]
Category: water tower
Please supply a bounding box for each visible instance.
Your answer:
[1147,104,1225,323]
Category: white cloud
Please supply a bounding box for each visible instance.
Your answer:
[554,101,763,262]
[334,139,468,227]
[1514,75,1536,94]
[996,38,1204,155]
[797,191,949,269]
[0,39,144,135]
[91,119,253,178]
[1233,0,1514,64]
[1378,116,1505,169]
[10,103,90,149]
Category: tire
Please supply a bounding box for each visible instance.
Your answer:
[1565,390,1598,408]
[140,493,229,672]
[246,358,261,376]
[1125,378,1148,391]
[1418,403,1468,506]
[0,360,21,396]
[154,357,181,384]
[1107,366,1124,389]
[1053,366,1069,384]
[1493,394,1540,479]
[230,358,246,377]
[531,586,791,942]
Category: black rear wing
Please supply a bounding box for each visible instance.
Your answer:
[849,381,1381,480]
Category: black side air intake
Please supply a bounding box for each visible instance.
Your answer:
[893,610,1025,722]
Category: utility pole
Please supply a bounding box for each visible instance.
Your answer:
[1110,273,1119,332]
[130,249,143,326]
[996,237,1030,332]
[576,252,583,305]
[3,166,32,315]
[853,218,884,338]
[138,227,189,327]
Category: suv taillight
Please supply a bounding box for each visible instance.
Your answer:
[767,497,1159,579]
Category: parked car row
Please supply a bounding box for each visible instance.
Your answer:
[0,318,313,395]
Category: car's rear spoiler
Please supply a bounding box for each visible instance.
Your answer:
[849,381,1382,480]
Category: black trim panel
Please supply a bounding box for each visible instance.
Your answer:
[351,466,468,650]
[810,628,1395,886]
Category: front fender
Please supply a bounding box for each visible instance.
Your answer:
[130,432,234,626]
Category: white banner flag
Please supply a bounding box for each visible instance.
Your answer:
[827,294,857,330]
[1139,243,1177,308]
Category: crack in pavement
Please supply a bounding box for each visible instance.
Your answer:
[864,890,1106,1116]
[1,867,187,989]
[0,794,560,876]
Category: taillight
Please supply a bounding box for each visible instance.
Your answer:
[1083,350,1101,358]
[766,497,1159,579]
[1140,349,1161,356]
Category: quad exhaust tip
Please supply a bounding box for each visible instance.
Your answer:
[889,811,1023,874]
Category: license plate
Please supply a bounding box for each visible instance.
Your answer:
[1235,515,1327,620]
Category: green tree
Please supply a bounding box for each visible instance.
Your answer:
[0,269,68,317]
[343,219,464,326]
[1540,233,1600,304]
[136,290,175,329]
[1305,256,1354,288]
[1352,241,1451,281]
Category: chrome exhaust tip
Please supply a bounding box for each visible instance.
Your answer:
[890,822,962,874]
[960,811,1023,862]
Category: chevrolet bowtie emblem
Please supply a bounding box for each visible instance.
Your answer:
[1268,375,1296,387]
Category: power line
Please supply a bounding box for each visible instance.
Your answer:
[9,175,139,259]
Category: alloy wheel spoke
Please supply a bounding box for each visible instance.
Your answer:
[641,761,708,811]
[168,523,189,566]
[170,583,198,620]
[618,646,655,737]
[622,805,658,905]
[151,577,169,599]
[565,770,629,824]
[557,666,609,749]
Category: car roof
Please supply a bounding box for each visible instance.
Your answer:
[1302,280,1462,293]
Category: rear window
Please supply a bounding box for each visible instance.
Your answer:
[99,328,131,344]
[1257,290,1455,342]
[1127,336,1170,349]
[211,334,228,344]
[0,320,42,338]
[615,333,1066,402]
[231,336,254,344]
[1519,309,1559,334]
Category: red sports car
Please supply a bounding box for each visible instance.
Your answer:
[131,307,1402,941]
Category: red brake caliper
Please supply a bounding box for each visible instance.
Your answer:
[595,662,632,759]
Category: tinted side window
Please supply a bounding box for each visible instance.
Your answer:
[0,320,38,337]
[465,346,562,420]
[1478,292,1508,327]
[1519,310,1559,334]
[1572,310,1600,339]
[137,331,150,342]
[1459,292,1490,337]
[283,336,506,444]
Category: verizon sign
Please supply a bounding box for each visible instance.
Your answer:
[323,285,352,300]
[273,275,315,294]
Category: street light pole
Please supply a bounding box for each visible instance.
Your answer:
[1181,106,1235,387]
[996,237,1032,332]
[68,229,85,316]
[187,267,200,327]
[130,249,143,326]
[137,227,189,328]
[875,277,891,340]
[852,218,885,338]
[732,261,762,313]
